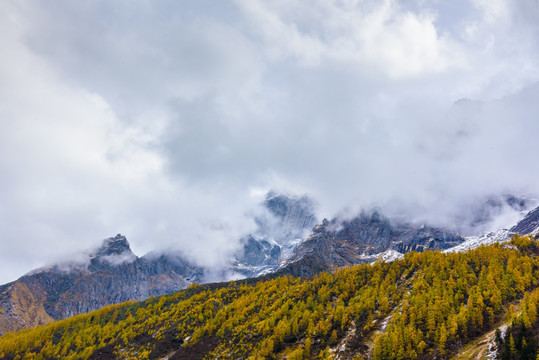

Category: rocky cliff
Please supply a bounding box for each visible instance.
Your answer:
[0,234,202,335]
[5,197,536,335]
[262,191,318,244]
[511,206,539,235]
[278,211,466,277]
[0,192,318,334]
[231,192,317,277]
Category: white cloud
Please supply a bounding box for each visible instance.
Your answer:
[236,0,464,77]
[1,0,539,283]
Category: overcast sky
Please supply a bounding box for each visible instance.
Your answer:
[1,0,539,284]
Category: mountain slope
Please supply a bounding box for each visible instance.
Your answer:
[511,205,539,235]
[2,235,539,360]
[232,192,317,277]
[445,203,539,254]
[0,192,316,335]
[0,205,467,335]
[2,198,535,337]
[0,235,202,335]
[278,211,465,276]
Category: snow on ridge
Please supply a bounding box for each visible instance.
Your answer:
[357,249,404,264]
[379,249,404,262]
[443,229,511,253]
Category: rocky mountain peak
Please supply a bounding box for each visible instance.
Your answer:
[264,192,316,225]
[231,192,318,278]
[511,206,539,235]
[94,234,132,258]
[277,209,466,277]
[313,219,329,233]
[0,234,202,335]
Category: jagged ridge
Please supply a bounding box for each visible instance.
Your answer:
[278,211,465,277]
[2,235,539,360]
[0,235,202,335]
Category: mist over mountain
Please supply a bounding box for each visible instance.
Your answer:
[3,189,539,336]
[231,191,318,278]
[0,234,203,335]
[1,1,539,289]
[6,234,539,360]
[2,2,539,359]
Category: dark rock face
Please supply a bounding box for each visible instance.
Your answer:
[279,211,465,277]
[511,206,539,234]
[391,224,465,253]
[277,222,363,278]
[331,211,464,254]
[262,191,317,241]
[235,236,281,267]
[232,192,317,277]
[331,212,393,251]
[94,234,132,257]
[0,235,203,334]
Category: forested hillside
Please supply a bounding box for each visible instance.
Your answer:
[2,235,539,360]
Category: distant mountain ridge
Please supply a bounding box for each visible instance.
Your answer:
[5,234,539,360]
[2,192,538,334]
[277,211,466,277]
[0,191,318,335]
[458,193,533,233]
[444,200,539,254]
[0,234,202,335]
[231,191,317,277]
[511,206,539,234]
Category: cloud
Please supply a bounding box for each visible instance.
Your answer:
[0,0,260,282]
[235,0,465,77]
[1,0,539,283]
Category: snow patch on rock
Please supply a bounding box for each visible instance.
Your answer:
[444,229,511,253]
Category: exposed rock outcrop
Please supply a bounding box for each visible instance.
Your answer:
[511,206,539,235]
[0,234,202,335]
[7,199,535,335]
[278,211,466,277]
[232,192,317,277]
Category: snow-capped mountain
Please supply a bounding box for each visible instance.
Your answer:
[457,194,534,234]
[276,211,466,277]
[231,191,318,277]
[511,206,539,235]
[276,195,539,273]
[445,202,539,254]
[3,193,539,334]
[444,229,512,253]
